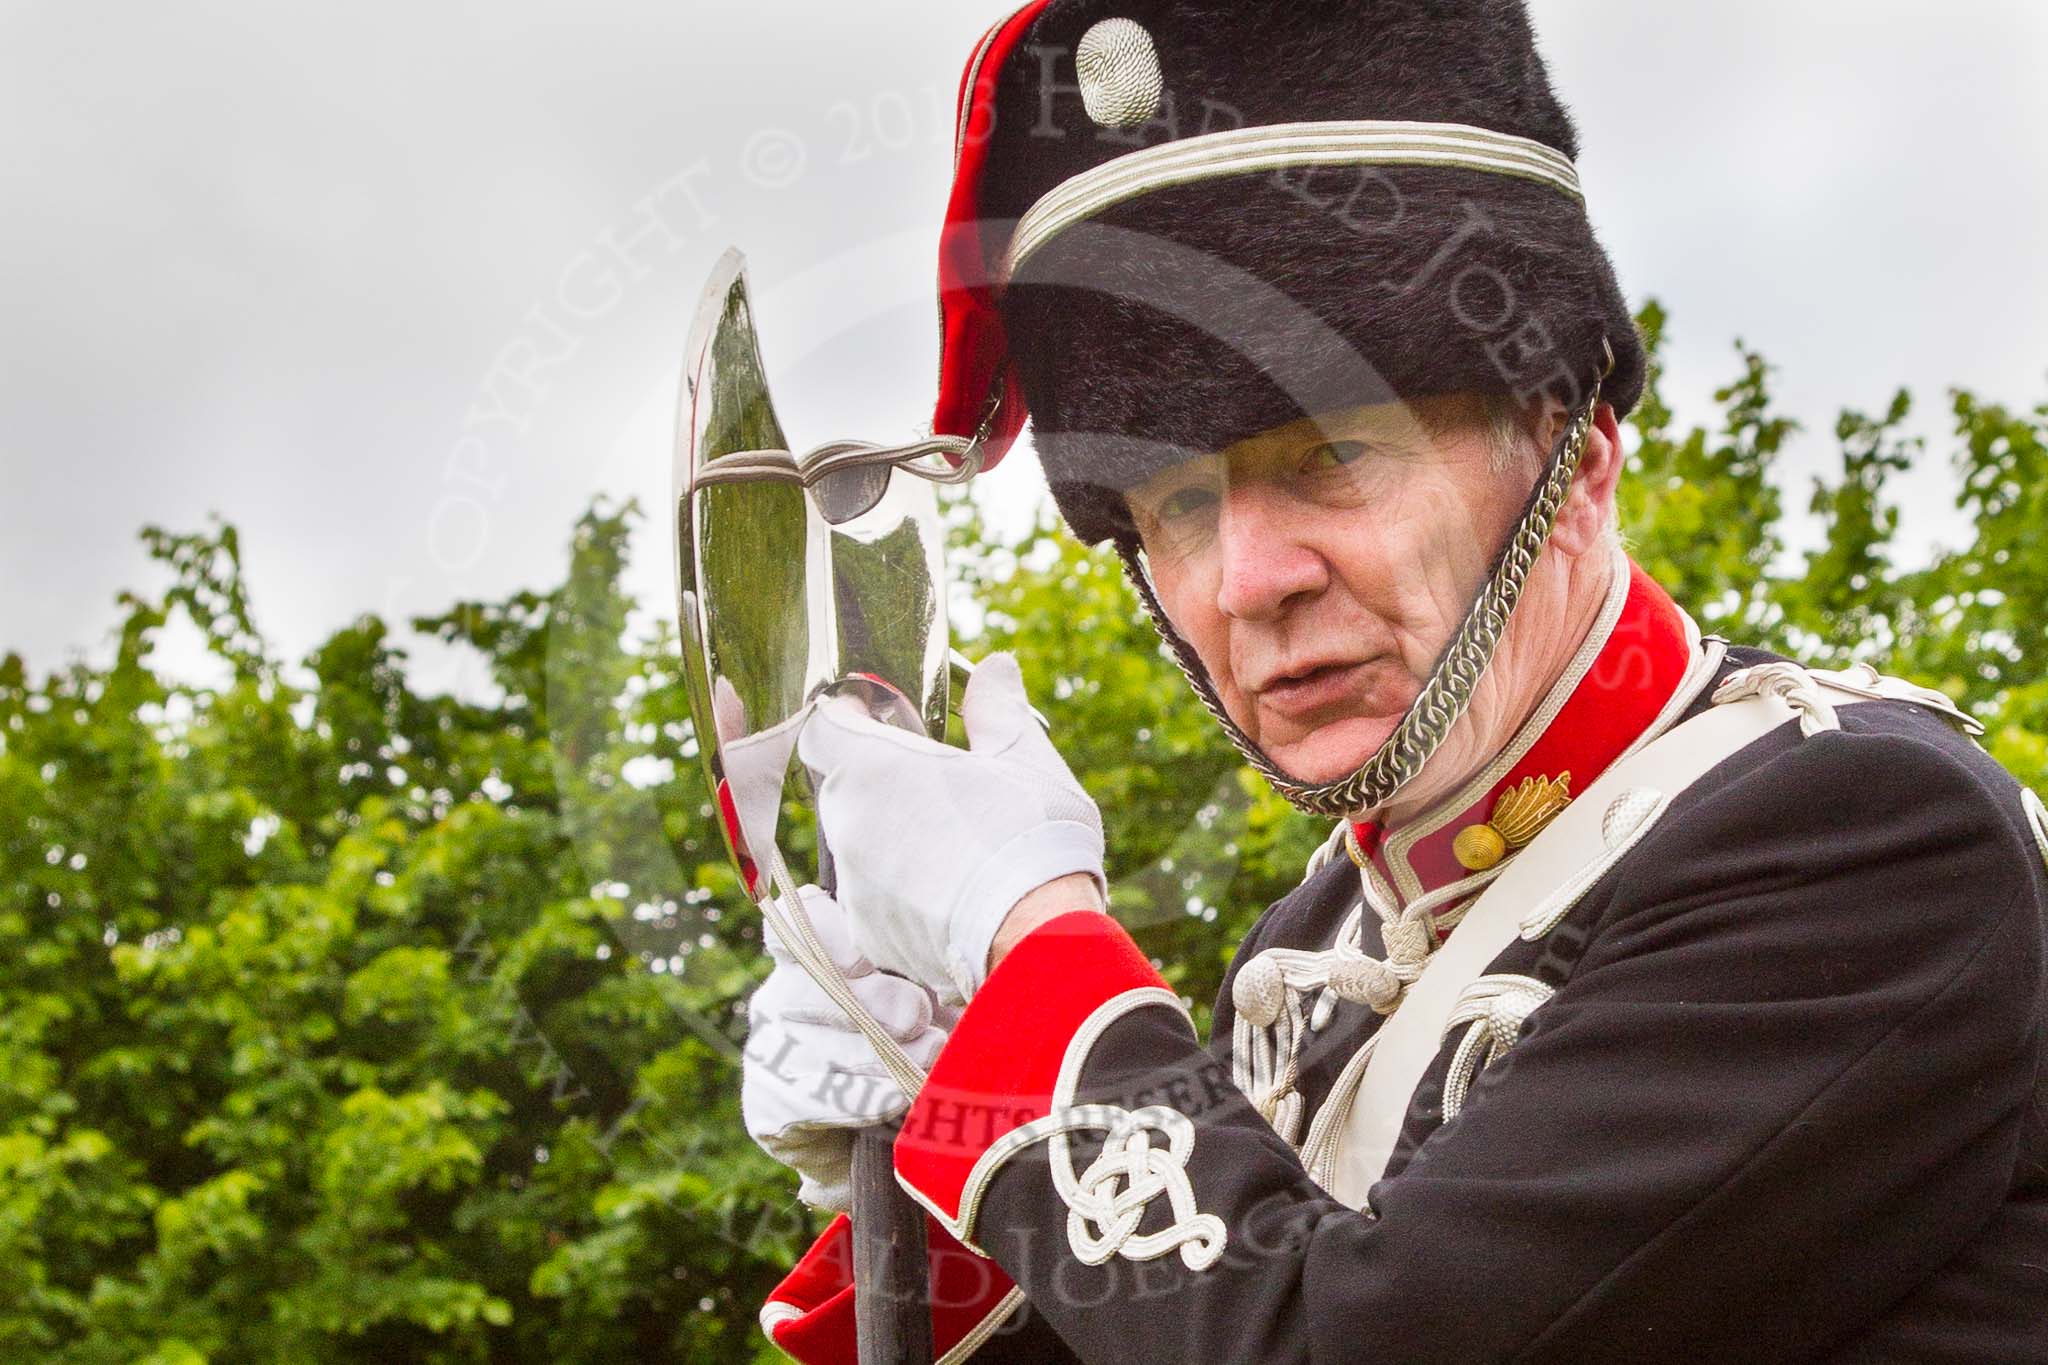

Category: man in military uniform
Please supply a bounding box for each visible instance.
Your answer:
[742,1,2048,1359]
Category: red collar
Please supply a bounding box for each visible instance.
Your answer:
[1351,558,1700,907]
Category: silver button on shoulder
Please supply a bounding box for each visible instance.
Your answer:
[1076,17,1165,129]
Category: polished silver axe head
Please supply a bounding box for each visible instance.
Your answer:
[673,249,970,895]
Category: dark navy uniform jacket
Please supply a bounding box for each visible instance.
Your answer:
[762,565,2048,1363]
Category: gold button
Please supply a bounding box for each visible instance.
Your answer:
[1453,824,1509,872]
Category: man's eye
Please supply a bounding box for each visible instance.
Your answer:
[1156,486,1218,522]
[1305,440,1372,469]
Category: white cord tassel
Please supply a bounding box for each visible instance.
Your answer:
[1440,975,1554,1122]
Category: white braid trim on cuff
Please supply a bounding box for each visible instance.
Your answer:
[758,1299,804,1339]
[937,1286,1028,1365]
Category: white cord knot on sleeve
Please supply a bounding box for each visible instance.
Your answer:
[1441,974,1555,1122]
[962,991,1228,1275]
[1052,1104,1227,1272]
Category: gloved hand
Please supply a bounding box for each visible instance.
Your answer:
[741,885,957,1212]
[795,652,1106,1004]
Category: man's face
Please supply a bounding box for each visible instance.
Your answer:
[1127,394,1533,787]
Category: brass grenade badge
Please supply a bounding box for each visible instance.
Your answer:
[1453,773,1573,872]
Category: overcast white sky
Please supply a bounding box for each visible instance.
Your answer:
[4,1,2044,692]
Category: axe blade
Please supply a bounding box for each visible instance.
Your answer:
[673,249,812,890]
[674,251,955,893]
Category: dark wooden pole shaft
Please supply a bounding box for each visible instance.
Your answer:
[817,832,932,1364]
[852,1127,934,1364]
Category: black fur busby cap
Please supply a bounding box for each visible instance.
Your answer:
[965,0,1644,544]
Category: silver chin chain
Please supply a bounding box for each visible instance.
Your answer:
[1116,362,1608,821]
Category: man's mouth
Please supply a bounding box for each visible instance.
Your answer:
[1255,660,1371,718]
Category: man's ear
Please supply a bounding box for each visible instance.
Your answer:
[1550,402,1623,557]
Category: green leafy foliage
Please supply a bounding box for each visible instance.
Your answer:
[1,311,2042,1359]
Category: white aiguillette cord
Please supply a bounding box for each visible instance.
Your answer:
[745,674,1057,1106]
[751,707,930,1103]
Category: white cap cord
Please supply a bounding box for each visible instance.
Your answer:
[1002,119,1583,282]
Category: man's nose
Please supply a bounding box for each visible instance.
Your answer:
[1212,483,1328,622]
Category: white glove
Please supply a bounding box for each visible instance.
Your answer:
[795,652,1106,1004]
[741,886,956,1212]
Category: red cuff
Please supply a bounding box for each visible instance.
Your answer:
[893,912,1170,1237]
[761,1214,1020,1364]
